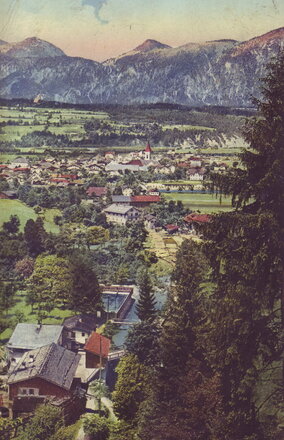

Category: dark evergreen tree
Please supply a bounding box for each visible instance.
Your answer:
[137,240,224,440]
[3,215,20,234]
[0,281,16,314]
[125,320,161,367]
[24,218,46,256]
[135,268,157,322]
[68,252,101,314]
[203,52,284,439]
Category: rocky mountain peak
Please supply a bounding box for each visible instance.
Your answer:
[230,27,284,57]
[134,39,171,52]
[0,36,65,58]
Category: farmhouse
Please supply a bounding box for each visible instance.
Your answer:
[63,314,98,350]
[0,191,17,199]
[184,213,211,234]
[103,204,140,225]
[10,157,30,169]
[7,343,81,418]
[6,323,64,368]
[144,214,157,230]
[187,168,205,180]
[112,195,131,204]
[86,186,108,198]
[130,195,161,208]
[105,162,148,173]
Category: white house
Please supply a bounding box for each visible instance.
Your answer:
[103,204,140,225]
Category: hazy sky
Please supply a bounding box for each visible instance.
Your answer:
[0,0,283,61]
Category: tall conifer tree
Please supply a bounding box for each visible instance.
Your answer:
[136,268,157,322]
[203,52,284,439]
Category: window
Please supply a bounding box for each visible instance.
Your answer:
[71,331,76,338]
[18,387,39,396]
[81,332,85,337]
[19,388,27,395]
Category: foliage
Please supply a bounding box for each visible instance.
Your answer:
[0,417,22,440]
[135,267,157,322]
[3,214,20,234]
[0,232,27,277]
[87,226,110,246]
[101,321,119,342]
[202,52,284,438]
[109,419,137,440]
[24,217,47,256]
[14,256,34,278]
[68,252,101,313]
[0,281,16,313]
[126,220,148,253]
[83,414,112,440]
[125,321,161,367]
[112,354,151,422]
[27,254,73,321]
[15,405,63,440]
[89,379,110,400]
[136,240,223,440]
[50,422,81,440]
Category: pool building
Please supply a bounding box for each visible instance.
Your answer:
[100,285,134,321]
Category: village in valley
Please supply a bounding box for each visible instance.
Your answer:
[0,101,236,432]
[0,88,281,440]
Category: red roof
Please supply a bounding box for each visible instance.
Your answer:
[126,159,144,166]
[49,178,69,183]
[165,224,179,231]
[84,332,111,358]
[184,214,211,224]
[0,165,7,168]
[58,174,77,180]
[131,195,161,203]
[177,162,190,168]
[145,142,152,153]
[13,167,30,172]
[87,186,107,197]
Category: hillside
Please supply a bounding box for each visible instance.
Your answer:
[0,28,283,105]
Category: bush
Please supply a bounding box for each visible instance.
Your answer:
[83,414,112,440]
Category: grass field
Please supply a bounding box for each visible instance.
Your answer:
[0,290,73,343]
[152,180,202,186]
[162,124,215,131]
[0,106,110,141]
[0,153,19,163]
[0,200,60,233]
[162,192,232,213]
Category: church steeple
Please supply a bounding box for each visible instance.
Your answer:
[144,142,152,160]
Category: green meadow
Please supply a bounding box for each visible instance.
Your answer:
[162,192,232,213]
[0,199,60,233]
[0,290,73,343]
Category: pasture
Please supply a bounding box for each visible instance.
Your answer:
[0,199,60,233]
[0,290,73,343]
[162,192,232,213]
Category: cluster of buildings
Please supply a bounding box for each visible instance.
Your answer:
[0,143,230,191]
[1,285,134,421]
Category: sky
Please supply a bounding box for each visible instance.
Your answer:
[0,0,283,61]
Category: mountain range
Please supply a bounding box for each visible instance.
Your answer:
[0,28,283,106]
